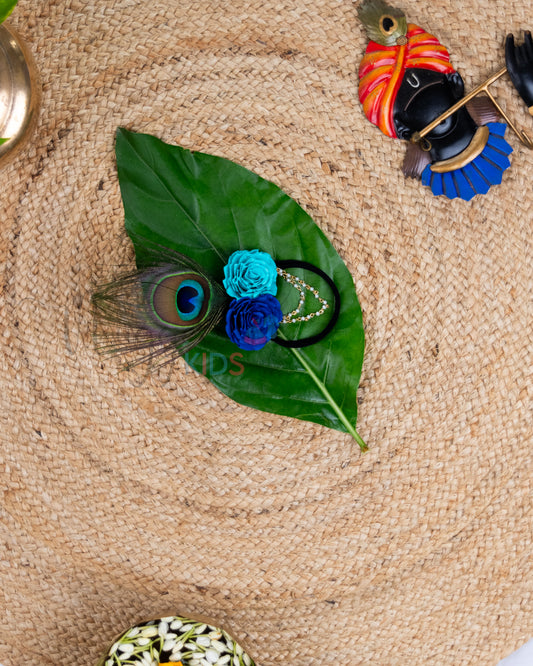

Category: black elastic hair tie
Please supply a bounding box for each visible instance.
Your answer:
[273,260,341,348]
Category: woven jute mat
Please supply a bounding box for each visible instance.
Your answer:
[1,0,532,664]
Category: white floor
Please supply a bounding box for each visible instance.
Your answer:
[497,638,533,665]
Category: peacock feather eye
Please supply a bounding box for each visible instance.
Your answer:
[92,241,229,369]
[175,279,205,321]
[357,0,407,46]
[380,15,398,37]
[150,272,211,328]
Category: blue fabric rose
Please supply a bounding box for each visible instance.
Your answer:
[226,294,283,351]
[223,249,278,299]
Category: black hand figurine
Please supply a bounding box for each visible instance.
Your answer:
[506,30,533,112]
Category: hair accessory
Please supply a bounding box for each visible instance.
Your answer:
[91,128,367,447]
[276,266,330,325]
[357,0,533,200]
[273,260,340,348]
[93,247,340,360]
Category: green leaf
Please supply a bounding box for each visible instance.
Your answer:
[0,138,9,145]
[0,0,18,24]
[115,128,366,448]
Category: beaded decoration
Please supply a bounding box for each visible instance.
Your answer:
[277,267,329,324]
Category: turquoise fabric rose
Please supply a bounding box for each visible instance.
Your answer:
[223,249,278,299]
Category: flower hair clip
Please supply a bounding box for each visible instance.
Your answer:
[357,0,533,200]
[223,251,339,350]
[92,244,340,365]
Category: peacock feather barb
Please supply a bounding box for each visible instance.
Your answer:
[92,239,229,369]
[357,0,533,200]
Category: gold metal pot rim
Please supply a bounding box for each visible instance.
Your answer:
[0,21,40,167]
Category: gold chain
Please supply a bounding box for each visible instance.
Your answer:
[276,268,329,324]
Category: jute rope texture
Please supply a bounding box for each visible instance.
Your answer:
[1,0,532,664]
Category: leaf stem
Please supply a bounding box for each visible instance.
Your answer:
[281,337,367,451]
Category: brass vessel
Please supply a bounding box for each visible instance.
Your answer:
[0,22,40,166]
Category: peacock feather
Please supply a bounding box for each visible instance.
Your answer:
[357,0,407,46]
[91,236,229,369]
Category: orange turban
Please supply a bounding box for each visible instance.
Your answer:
[359,24,456,138]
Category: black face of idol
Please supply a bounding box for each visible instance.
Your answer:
[394,68,478,161]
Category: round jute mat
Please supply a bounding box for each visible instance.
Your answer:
[1,1,532,664]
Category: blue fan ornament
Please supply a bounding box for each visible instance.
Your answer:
[421,123,513,200]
